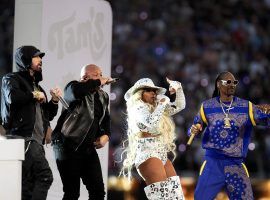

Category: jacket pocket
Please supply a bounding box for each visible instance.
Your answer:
[61,108,80,136]
[61,105,91,142]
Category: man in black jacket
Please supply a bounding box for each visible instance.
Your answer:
[53,64,112,200]
[1,45,61,200]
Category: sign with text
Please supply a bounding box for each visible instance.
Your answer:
[14,0,112,199]
[41,1,112,199]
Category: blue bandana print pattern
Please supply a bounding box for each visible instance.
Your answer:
[224,165,253,199]
[195,97,254,157]
[225,172,246,198]
[211,119,239,149]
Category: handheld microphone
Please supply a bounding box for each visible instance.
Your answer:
[187,124,202,146]
[187,133,196,145]
[58,96,69,110]
[106,78,120,84]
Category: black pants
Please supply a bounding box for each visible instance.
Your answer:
[22,140,53,200]
[54,144,105,200]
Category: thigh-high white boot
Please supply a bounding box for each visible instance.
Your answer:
[167,176,185,200]
[144,180,170,200]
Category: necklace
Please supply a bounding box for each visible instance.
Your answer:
[220,98,233,129]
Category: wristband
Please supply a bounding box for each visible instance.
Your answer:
[51,99,58,104]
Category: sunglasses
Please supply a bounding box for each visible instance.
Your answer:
[220,79,239,86]
[143,88,158,93]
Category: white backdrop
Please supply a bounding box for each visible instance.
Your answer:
[13,0,112,199]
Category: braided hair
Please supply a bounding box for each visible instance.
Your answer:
[212,71,230,98]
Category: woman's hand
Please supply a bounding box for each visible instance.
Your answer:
[166,77,182,95]
[157,94,170,105]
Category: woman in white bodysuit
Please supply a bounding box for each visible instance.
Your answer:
[120,78,186,200]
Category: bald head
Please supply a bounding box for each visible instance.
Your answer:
[80,64,102,82]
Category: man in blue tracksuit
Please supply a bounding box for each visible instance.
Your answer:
[188,71,270,200]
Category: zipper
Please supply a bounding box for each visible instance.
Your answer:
[99,106,106,125]
[74,120,93,151]
[98,91,106,125]
[74,95,94,151]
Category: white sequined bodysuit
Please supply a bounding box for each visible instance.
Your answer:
[131,81,186,168]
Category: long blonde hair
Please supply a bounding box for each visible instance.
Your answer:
[120,90,177,180]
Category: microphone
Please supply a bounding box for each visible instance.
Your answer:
[187,124,202,146]
[58,96,69,110]
[187,133,196,145]
[106,78,120,84]
[156,94,170,104]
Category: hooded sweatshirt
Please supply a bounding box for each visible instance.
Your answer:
[1,46,57,139]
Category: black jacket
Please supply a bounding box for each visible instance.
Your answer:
[53,79,111,151]
[1,46,58,137]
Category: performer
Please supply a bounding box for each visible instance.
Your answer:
[121,78,186,199]
[1,45,61,200]
[188,71,270,200]
[53,64,112,200]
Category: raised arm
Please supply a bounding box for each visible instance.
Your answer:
[64,79,101,103]
[165,80,186,116]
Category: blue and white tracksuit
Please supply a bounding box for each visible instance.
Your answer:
[189,96,270,200]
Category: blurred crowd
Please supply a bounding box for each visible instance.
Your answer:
[1,0,270,182]
[108,0,270,179]
[0,0,14,83]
